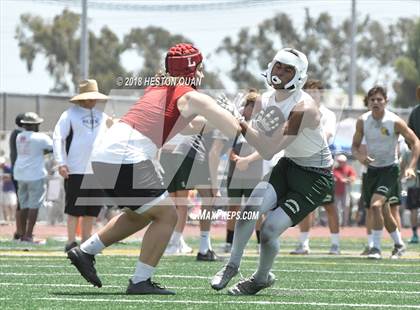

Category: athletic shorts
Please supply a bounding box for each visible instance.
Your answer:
[322,180,335,205]
[17,178,46,210]
[267,157,334,226]
[406,187,420,210]
[92,160,166,212]
[161,153,210,193]
[363,164,399,209]
[64,174,103,217]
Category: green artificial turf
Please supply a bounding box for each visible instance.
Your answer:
[0,238,419,309]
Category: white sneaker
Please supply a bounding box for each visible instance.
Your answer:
[164,241,180,255]
[179,238,193,254]
[290,243,310,255]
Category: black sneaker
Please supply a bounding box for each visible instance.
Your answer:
[196,249,221,262]
[367,247,382,260]
[64,241,78,253]
[390,244,406,259]
[67,247,102,287]
[13,232,21,241]
[126,279,175,295]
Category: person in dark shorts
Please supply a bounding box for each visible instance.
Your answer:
[352,86,420,259]
[53,79,111,252]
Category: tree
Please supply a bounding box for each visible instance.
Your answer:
[217,10,416,99]
[15,9,128,94]
[393,19,420,108]
[16,10,224,93]
[123,26,224,89]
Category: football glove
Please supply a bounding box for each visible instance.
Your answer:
[216,93,243,121]
[253,106,284,136]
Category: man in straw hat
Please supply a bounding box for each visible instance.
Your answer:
[67,43,241,295]
[53,79,111,253]
[14,112,53,242]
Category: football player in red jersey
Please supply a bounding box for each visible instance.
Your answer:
[67,43,241,295]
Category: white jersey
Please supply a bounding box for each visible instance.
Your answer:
[14,131,53,181]
[53,105,108,174]
[362,109,399,168]
[261,89,333,168]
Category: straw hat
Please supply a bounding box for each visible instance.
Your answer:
[70,79,109,102]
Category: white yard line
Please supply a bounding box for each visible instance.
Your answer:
[0,282,420,295]
[2,266,420,276]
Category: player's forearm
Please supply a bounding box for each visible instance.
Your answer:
[408,140,420,170]
[240,121,284,160]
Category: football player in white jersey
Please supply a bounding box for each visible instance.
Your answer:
[352,86,420,259]
[212,48,334,295]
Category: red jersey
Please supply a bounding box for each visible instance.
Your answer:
[333,164,356,195]
[121,85,195,147]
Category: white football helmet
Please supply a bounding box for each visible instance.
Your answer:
[265,48,308,92]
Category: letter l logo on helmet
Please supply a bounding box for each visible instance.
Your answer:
[188,57,196,67]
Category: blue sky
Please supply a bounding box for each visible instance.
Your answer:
[0,0,419,94]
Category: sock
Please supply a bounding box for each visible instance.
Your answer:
[412,226,418,235]
[226,229,234,244]
[254,207,292,283]
[172,231,182,245]
[330,233,340,246]
[300,232,310,248]
[390,229,404,246]
[229,182,278,268]
[255,230,261,244]
[80,233,105,255]
[367,234,374,248]
[131,260,155,284]
[372,230,383,250]
[199,231,212,254]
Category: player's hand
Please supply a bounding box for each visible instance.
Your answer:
[216,93,243,121]
[58,165,69,179]
[359,155,374,166]
[235,157,250,171]
[404,167,416,179]
[254,106,284,136]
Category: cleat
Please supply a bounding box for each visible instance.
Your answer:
[126,279,175,295]
[67,247,102,287]
[64,241,78,253]
[360,246,371,256]
[211,263,239,290]
[329,244,340,255]
[408,235,418,244]
[367,247,382,260]
[196,249,222,262]
[228,272,275,296]
[290,243,310,255]
[390,244,406,259]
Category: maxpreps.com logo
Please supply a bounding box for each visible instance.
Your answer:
[82,115,100,129]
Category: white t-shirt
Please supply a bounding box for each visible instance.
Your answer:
[53,105,108,174]
[14,131,53,181]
